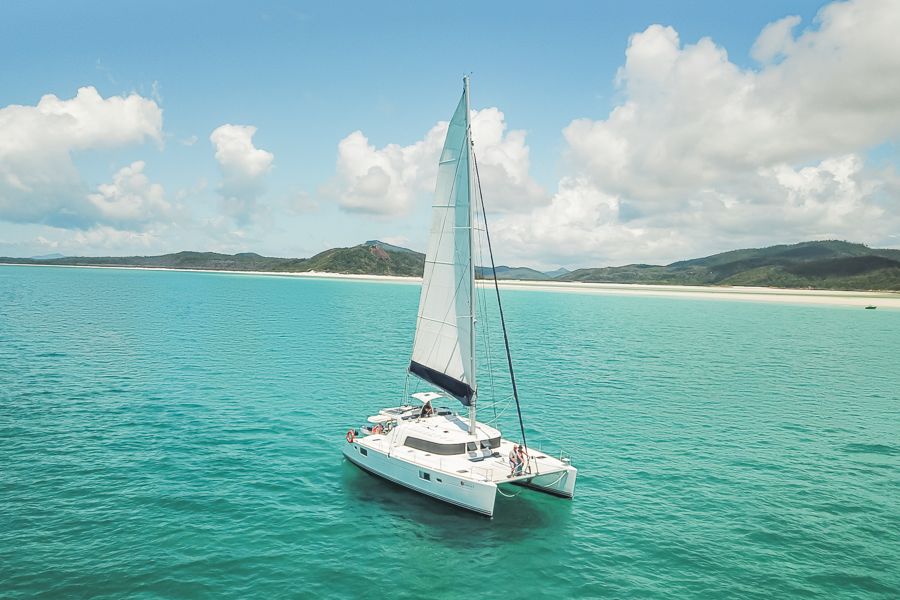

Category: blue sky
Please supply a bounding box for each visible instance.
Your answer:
[1,0,898,267]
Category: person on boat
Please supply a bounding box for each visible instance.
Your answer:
[420,401,434,418]
[509,444,520,477]
[373,423,384,435]
[516,445,528,475]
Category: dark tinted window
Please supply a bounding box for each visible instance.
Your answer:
[404,436,466,455]
[404,436,500,455]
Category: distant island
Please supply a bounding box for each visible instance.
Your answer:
[3,240,900,291]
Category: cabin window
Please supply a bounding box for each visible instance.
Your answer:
[466,442,477,452]
[405,436,466,455]
[419,471,431,481]
[359,448,368,456]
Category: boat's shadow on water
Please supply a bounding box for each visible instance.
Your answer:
[341,460,571,545]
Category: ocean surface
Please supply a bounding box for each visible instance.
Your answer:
[1,265,898,599]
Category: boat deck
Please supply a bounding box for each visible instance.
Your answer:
[358,435,569,484]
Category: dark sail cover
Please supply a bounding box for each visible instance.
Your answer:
[409,361,475,406]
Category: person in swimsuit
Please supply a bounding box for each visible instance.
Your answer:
[516,445,528,475]
[509,444,520,477]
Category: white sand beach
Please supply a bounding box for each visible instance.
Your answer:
[496,279,900,309]
[6,262,900,309]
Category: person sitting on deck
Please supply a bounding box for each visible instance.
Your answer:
[420,401,434,418]
[508,444,520,477]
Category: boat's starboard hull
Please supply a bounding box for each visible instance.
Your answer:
[511,465,578,498]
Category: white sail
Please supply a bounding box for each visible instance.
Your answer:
[409,84,475,405]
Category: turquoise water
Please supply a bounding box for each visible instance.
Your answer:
[1,265,898,599]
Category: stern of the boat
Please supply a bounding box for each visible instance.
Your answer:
[510,463,577,499]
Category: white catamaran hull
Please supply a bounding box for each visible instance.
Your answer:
[343,439,498,516]
[514,467,578,498]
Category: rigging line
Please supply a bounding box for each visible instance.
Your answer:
[401,371,410,405]
[485,394,515,425]
[473,174,498,420]
[472,151,529,454]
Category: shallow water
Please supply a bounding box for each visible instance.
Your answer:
[1,265,898,598]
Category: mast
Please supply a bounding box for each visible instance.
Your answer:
[464,75,477,436]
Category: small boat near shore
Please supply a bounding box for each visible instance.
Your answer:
[342,77,577,517]
[865,305,877,309]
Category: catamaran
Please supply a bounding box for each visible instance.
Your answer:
[342,77,577,517]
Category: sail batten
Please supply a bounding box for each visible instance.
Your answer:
[408,85,475,406]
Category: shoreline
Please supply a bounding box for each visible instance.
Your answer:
[4,262,899,309]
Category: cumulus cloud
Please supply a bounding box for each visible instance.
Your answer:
[498,0,900,267]
[333,127,443,215]
[0,86,163,228]
[209,124,274,222]
[332,107,545,216]
[71,225,161,252]
[87,161,174,228]
[470,108,546,212]
[497,155,893,268]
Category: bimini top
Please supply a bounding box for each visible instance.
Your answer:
[411,391,444,404]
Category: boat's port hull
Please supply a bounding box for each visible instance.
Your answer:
[343,440,498,517]
[512,465,578,498]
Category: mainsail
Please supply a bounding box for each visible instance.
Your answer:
[409,82,475,406]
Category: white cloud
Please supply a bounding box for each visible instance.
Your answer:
[209,124,274,222]
[493,177,695,267]
[71,225,161,252]
[496,155,895,268]
[0,86,163,228]
[87,161,174,228]
[751,15,801,64]
[332,107,545,216]
[571,0,900,190]
[498,0,900,267]
[470,108,546,212]
[332,127,444,215]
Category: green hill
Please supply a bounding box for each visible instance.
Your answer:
[4,239,900,291]
[0,243,424,277]
[475,265,551,280]
[562,241,900,291]
[302,244,424,276]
